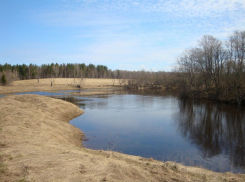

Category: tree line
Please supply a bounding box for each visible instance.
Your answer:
[0,63,111,80]
[0,62,170,87]
[175,30,245,105]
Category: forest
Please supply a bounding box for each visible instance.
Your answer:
[1,30,244,105]
[0,63,110,80]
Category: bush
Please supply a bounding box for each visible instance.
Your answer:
[1,73,7,85]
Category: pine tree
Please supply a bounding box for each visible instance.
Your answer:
[1,73,7,85]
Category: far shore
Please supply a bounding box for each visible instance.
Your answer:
[0,78,126,95]
[0,79,245,181]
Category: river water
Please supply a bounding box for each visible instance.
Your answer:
[3,90,245,173]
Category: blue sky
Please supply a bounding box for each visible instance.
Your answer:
[1,0,245,71]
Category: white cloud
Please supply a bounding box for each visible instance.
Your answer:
[37,0,245,25]
[59,0,245,16]
[35,0,245,40]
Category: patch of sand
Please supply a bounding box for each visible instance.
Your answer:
[0,94,244,182]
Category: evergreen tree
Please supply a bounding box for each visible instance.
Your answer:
[1,73,7,85]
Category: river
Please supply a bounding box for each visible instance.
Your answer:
[3,89,245,173]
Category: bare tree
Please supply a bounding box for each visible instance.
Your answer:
[175,30,245,104]
[225,30,245,104]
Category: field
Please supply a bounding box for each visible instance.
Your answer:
[0,79,245,181]
[0,78,125,95]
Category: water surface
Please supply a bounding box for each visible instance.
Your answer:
[68,90,245,173]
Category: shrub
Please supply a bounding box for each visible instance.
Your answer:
[1,73,7,85]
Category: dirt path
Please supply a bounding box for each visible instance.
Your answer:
[0,94,244,182]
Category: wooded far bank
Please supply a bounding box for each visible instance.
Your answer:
[0,62,171,89]
[175,30,245,105]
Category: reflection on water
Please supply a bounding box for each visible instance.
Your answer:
[56,96,88,108]
[177,99,245,172]
[69,91,245,173]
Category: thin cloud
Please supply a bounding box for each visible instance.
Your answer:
[59,0,245,16]
[35,0,245,38]
[36,0,245,25]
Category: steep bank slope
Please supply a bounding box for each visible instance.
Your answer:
[0,95,244,182]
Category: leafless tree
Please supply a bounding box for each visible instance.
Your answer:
[175,30,245,104]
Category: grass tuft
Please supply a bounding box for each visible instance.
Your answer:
[16,179,27,182]
[0,162,7,174]
[0,142,6,147]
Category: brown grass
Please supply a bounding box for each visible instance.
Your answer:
[0,78,125,95]
[0,80,244,181]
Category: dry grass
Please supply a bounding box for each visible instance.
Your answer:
[0,94,244,181]
[0,78,126,95]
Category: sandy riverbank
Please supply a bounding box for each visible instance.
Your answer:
[0,79,245,181]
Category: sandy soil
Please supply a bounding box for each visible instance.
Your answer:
[0,78,124,95]
[0,80,245,181]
